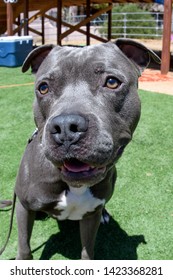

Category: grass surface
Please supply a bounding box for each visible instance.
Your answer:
[0,67,173,260]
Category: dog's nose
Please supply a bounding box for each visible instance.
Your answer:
[50,114,88,146]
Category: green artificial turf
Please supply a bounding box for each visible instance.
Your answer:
[0,67,173,260]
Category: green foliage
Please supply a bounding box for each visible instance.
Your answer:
[100,4,160,39]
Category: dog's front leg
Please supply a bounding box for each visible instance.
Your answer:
[80,207,102,260]
[16,201,35,260]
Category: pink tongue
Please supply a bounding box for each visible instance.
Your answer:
[64,160,91,173]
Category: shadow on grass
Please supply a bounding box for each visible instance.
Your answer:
[34,217,146,260]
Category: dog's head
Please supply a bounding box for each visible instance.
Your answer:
[22,39,160,187]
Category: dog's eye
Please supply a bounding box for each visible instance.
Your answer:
[105,77,120,89]
[38,83,49,95]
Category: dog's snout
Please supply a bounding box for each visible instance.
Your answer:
[50,114,88,146]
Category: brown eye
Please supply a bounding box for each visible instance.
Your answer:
[105,77,120,89]
[38,83,49,95]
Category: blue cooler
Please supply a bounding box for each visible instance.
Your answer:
[0,36,33,67]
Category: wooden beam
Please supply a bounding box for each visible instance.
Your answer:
[161,0,172,74]
[107,3,112,41]
[17,14,21,36]
[24,0,29,35]
[57,0,62,45]
[41,16,45,45]
[28,27,42,36]
[60,5,112,41]
[62,21,108,43]
[7,3,13,35]
[86,0,91,45]
[14,10,45,34]
[44,14,107,42]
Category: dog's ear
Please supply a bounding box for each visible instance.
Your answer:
[115,38,161,71]
[22,44,55,73]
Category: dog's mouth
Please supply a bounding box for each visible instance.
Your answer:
[55,144,127,185]
[59,158,106,182]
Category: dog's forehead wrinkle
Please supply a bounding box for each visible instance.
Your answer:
[62,81,91,101]
[36,71,56,84]
[41,45,132,81]
[42,43,137,80]
[53,44,111,64]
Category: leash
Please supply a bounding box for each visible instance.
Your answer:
[0,200,12,208]
[0,128,38,256]
[0,192,16,256]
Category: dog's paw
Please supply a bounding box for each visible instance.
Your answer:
[15,253,33,260]
[101,208,110,224]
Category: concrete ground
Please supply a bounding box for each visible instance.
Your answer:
[139,69,173,95]
[134,39,173,96]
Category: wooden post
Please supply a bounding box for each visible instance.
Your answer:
[86,0,91,45]
[57,0,62,45]
[24,0,29,35]
[107,3,112,41]
[17,14,21,36]
[41,16,45,45]
[7,3,13,35]
[161,0,172,74]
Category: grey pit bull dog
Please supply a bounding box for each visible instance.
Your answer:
[1,39,160,260]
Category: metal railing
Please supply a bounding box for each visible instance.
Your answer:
[99,12,164,39]
[27,11,173,44]
[66,12,164,39]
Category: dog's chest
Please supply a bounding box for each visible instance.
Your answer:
[53,186,105,220]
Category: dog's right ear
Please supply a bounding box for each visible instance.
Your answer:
[22,44,55,73]
[115,38,161,72]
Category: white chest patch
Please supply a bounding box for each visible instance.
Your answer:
[54,186,105,221]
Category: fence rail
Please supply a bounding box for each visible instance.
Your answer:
[101,12,164,39]
[27,11,173,44]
